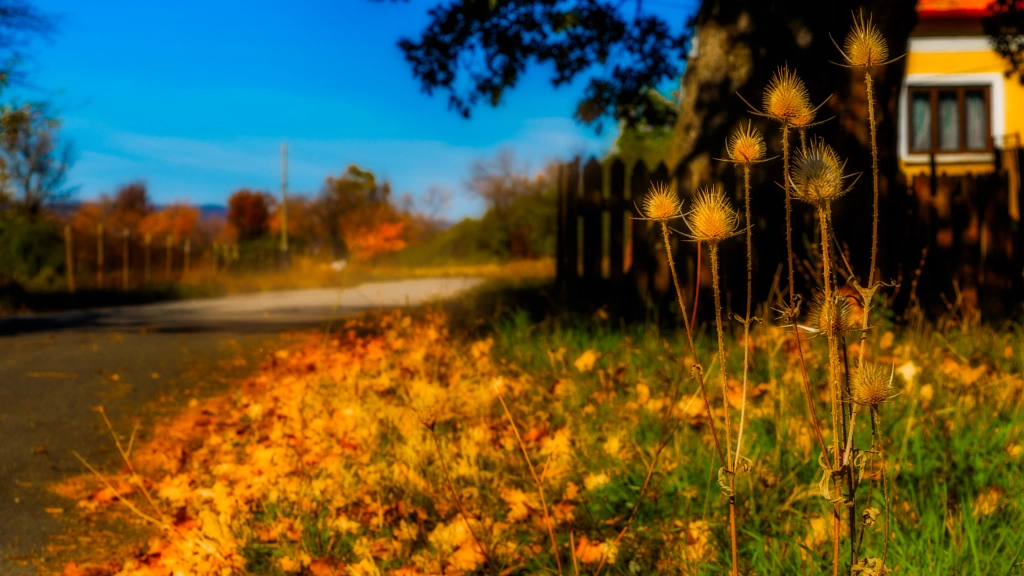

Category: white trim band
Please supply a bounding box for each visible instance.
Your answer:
[908,37,993,53]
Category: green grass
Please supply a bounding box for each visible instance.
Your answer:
[483,307,1024,574]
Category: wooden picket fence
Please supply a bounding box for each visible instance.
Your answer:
[556,152,1024,319]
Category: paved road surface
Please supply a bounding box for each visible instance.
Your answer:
[0,277,482,573]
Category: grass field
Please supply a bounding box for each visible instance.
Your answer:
[50,280,1024,575]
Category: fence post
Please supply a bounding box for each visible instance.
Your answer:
[582,158,603,291]
[144,233,152,285]
[122,229,130,290]
[64,225,75,294]
[183,238,191,278]
[609,159,626,292]
[166,235,173,279]
[630,161,651,304]
[97,223,104,289]
[558,158,581,303]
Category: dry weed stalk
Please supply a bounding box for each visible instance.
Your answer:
[420,412,493,572]
[494,383,564,576]
[633,183,736,575]
[682,186,743,575]
[791,137,855,576]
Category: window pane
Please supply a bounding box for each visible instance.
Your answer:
[911,92,932,151]
[938,91,960,151]
[965,90,987,150]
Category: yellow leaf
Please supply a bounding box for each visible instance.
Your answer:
[573,349,599,373]
[603,436,622,459]
[583,472,610,491]
[500,488,537,522]
[896,361,918,384]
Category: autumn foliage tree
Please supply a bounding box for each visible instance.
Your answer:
[316,165,410,260]
[227,189,274,242]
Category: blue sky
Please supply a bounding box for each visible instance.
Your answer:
[15,0,695,219]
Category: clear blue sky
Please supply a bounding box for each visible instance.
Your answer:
[15,0,696,219]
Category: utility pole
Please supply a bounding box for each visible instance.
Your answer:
[122,229,130,290]
[165,235,173,279]
[183,238,191,278]
[64,225,75,293]
[280,142,290,267]
[97,223,104,289]
[144,233,152,285]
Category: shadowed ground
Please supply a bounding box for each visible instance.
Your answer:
[0,277,482,574]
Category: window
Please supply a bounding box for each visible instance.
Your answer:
[908,86,991,153]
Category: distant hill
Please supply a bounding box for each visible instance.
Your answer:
[44,201,227,219]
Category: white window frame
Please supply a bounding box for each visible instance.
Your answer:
[899,72,1004,164]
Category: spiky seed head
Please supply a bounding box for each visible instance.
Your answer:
[683,187,740,244]
[792,139,848,205]
[728,122,766,164]
[763,66,812,123]
[808,292,859,336]
[851,362,897,406]
[843,12,889,68]
[642,182,682,222]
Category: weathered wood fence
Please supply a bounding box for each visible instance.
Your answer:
[556,151,1023,320]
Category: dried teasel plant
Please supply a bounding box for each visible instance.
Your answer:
[722,121,770,473]
[790,139,855,207]
[636,182,736,576]
[639,182,683,223]
[682,186,743,575]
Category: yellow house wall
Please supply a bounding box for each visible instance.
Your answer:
[900,48,1020,178]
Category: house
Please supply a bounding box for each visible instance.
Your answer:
[901,0,1021,222]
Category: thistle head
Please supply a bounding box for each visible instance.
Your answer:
[851,362,898,407]
[808,292,858,336]
[642,182,682,222]
[842,12,889,68]
[683,187,740,244]
[763,66,812,124]
[792,139,848,206]
[727,122,766,164]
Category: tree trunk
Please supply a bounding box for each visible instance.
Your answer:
[668,0,918,307]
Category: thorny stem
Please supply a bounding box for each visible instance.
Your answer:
[799,128,808,154]
[496,392,563,576]
[658,222,737,576]
[782,121,829,460]
[710,242,740,576]
[734,164,753,469]
[660,222,728,470]
[710,243,733,464]
[840,342,858,567]
[692,241,702,329]
[818,206,843,576]
[782,124,795,311]
[427,426,493,572]
[871,408,891,570]
[859,71,880,371]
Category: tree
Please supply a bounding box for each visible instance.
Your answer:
[227,189,274,241]
[0,102,75,214]
[316,165,393,257]
[466,149,543,212]
[379,0,688,132]
[107,181,153,232]
[984,0,1024,82]
[0,0,54,85]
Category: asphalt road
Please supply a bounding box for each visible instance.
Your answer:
[0,277,483,574]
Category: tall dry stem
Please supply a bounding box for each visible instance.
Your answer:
[495,390,563,576]
[655,219,735,575]
[734,165,753,469]
[709,242,740,575]
[817,207,844,576]
[426,423,492,572]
